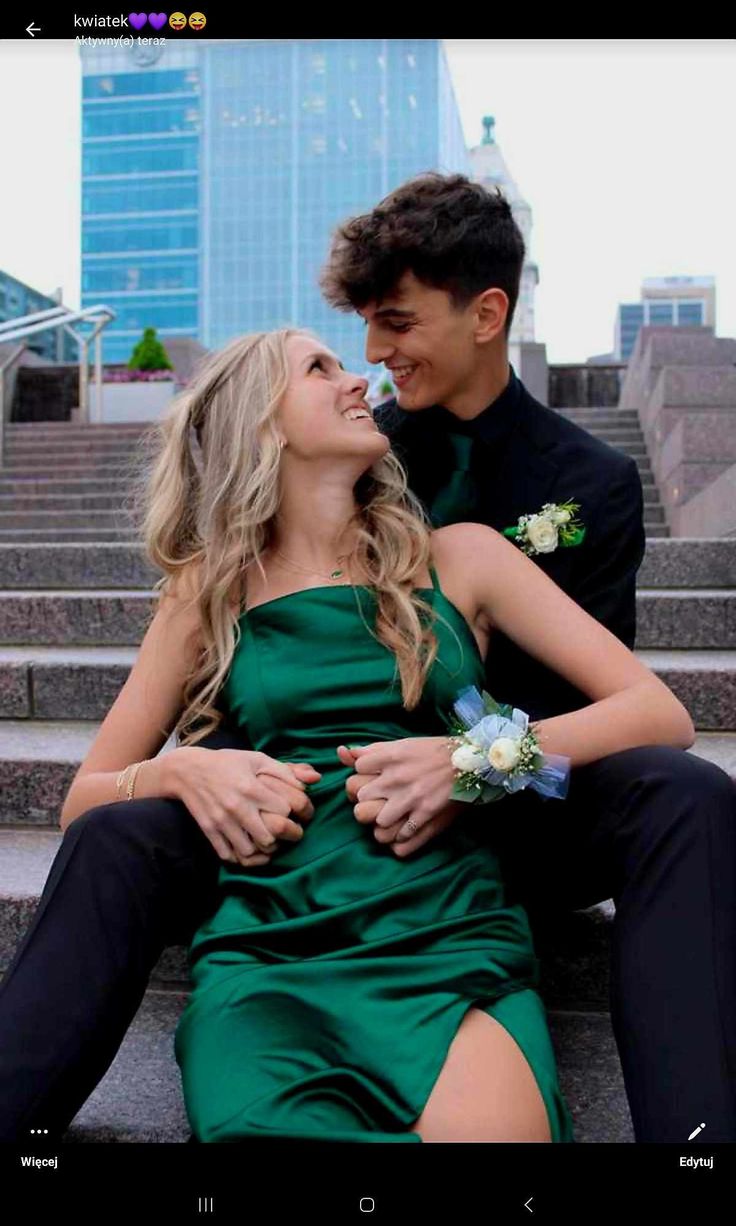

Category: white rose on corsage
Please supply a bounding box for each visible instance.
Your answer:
[446,686,571,804]
[487,736,522,772]
[450,742,489,774]
[502,500,585,558]
[524,514,558,554]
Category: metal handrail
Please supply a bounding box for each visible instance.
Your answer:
[0,344,27,468]
[0,304,116,466]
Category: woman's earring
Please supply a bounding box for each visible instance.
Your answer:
[279,438,286,450]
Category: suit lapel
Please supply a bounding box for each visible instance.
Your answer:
[480,417,561,531]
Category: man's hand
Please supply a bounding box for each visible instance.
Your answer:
[337,737,463,856]
[239,763,320,866]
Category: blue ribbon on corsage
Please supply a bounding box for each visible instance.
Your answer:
[447,686,570,804]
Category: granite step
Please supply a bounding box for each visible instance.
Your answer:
[642,525,668,538]
[4,645,733,727]
[581,430,646,444]
[635,589,736,648]
[0,529,138,543]
[2,449,146,467]
[0,543,157,589]
[8,537,733,593]
[6,422,149,434]
[0,721,731,828]
[0,462,136,480]
[0,645,137,719]
[4,587,733,649]
[0,590,154,644]
[635,650,736,730]
[0,479,129,497]
[638,505,665,524]
[606,445,648,458]
[0,495,130,513]
[638,538,736,588]
[0,721,178,826]
[554,409,640,423]
[0,512,135,532]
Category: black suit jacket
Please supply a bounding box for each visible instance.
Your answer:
[376,367,645,721]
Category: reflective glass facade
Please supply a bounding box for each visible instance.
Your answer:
[0,270,77,362]
[615,298,706,361]
[80,55,201,363]
[80,41,469,371]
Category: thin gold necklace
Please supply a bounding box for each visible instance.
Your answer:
[274,548,351,583]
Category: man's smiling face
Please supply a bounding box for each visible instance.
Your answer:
[359,271,484,414]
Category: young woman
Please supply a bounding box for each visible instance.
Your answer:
[59,328,694,1144]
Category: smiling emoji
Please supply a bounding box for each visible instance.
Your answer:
[169,11,187,29]
[188,11,207,29]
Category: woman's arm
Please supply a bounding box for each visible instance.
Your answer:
[59,568,206,830]
[447,523,695,767]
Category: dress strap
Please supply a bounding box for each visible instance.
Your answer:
[428,562,441,592]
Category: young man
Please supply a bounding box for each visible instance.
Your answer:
[0,176,734,1145]
[317,173,736,1142]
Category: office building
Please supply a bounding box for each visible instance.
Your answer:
[0,271,77,362]
[80,39,470,373]
[614,275,716,361]
[468,115,539,347]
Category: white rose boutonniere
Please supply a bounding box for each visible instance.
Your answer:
[503,499,585,558]
[524,514,558,554]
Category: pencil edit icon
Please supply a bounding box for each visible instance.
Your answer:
[687,1122,706,1140]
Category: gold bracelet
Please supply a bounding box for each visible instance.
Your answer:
[116,764,132,801]
[126,761,145,801]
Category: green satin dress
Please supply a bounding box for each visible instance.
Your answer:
[174,569,574,1143]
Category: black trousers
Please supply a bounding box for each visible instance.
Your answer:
[1,735,734,1143]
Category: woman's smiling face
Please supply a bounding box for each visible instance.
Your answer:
[276,334,389,466]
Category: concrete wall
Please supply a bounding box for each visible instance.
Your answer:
[101,381,177,423]
[622,327,736,537]
[511,341,549,406]
[548,363,625,408]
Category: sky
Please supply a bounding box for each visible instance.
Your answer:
[0,38,732,364]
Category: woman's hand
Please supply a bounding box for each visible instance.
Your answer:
[166,747,321,866]
[337,738,462,856]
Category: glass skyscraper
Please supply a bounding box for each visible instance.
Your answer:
[80,40,470,374]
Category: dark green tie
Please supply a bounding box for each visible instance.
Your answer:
[429,432,480,526]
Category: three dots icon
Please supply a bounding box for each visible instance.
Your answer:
[30,1129,49,1135]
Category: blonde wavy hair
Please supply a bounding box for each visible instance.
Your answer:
[126,328,443,746]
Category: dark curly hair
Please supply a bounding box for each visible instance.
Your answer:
[320,172,525,337]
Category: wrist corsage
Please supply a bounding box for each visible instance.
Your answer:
[503,500,585,557]
[447,686,570,804]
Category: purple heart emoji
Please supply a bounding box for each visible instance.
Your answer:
[128,13,147,29]
[148,12,167,29]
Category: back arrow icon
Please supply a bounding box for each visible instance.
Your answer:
[524,1197,534,1214]
[26,22,41,37]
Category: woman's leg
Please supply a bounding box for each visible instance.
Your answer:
[408,1007,552,1143]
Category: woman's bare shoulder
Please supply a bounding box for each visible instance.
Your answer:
[163,557,243,617]
[430,523,502,563]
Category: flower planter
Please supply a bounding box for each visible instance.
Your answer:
[101,380,177,423]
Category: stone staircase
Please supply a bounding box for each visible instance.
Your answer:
[1,416,735,1143]
[0,421,150,542]
[554,405,669,537]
